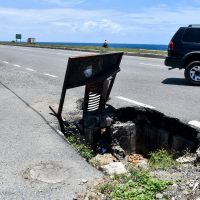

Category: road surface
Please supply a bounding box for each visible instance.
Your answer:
[0,45,199,124]
[0,45,102,200]
[0,44,199,199]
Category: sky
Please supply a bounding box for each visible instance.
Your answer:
[0,0,200,44]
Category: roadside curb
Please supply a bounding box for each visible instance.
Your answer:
[124,52,166,59]
[0,43,166,59]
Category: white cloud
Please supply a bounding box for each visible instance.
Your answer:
[40,0,85,6]
[0,5,200,43]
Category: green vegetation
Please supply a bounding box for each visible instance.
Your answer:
[148,149,178,170]
[89,158,101,168]
[66,135,94,161]
[0,41,167,55]
[98,168,171,200]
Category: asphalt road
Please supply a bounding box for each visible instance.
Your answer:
[0,45,199,124]
[0,44,199,199]
[0,45,102,200]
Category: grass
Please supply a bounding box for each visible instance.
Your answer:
[97,168,171,200]
[89,158,102,168]
[0,41,167,55]
[148,149,178,170]
[96,150,177,199]
[66,135,94,161]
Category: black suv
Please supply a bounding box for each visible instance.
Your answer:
[165,25,200,85]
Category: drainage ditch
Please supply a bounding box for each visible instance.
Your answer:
[64,102,200,159]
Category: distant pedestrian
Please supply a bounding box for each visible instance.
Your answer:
[102,40,108,48]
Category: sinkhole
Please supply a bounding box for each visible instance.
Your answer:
[64,101,200,158]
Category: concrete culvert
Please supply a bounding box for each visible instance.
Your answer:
[64,103,200,159]
[112,107,199,157]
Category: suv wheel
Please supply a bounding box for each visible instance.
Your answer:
[184,61,200,85]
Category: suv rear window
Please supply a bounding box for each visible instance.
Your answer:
[182,28,200,43]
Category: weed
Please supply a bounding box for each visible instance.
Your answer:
[97,169,171,200]
[148,149,178,170]
[89,159,101,168]
[98,182,117,194]
[66,135,94,161]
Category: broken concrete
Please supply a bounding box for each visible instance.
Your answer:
[113,107,200,156]
[100,162,127,175]
[64,99,200,158]
[90,154,117,166]
[111,121,136,153]
[111,145,125,160]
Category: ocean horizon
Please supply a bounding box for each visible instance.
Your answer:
[38,42,168,51]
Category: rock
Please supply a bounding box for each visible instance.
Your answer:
[176,155,196,163]
[79,179,88,185]
[171,184,178,190]
[111,145,125,160]
[126,154,148,169]
[192,181,199,191]
[111,121,136,153]
[137,159,148,169]
[127,154,144,163]
[188,180,195,189]
[183,190,189,195]
[100,116,113,127]
[90,154,117,166]
[196,147,200,162]
[82,179,88,184]
[84,191,99,200]
[155,193,163,199]
[100,162,127,175]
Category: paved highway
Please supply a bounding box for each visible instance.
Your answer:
[0,45,102,199]
[0,45,199,125]
[0,44,199,199]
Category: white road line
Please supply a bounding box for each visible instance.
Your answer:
[139,63,163,67]
[26,68,35,72]
[44,73,58,78]
[117,96,156,109]
[132,56,164,61]
[21,49,33,51]
[56,53,66,55]
[13,64,22,68]
[3,61,9,64]
[188,120,200,128]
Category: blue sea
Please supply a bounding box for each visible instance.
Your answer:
[39,42,167,51]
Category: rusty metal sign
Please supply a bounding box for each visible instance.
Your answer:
[50,52,123,133]
[64,52,123,89]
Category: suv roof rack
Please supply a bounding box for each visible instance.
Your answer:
[188,24,200,27]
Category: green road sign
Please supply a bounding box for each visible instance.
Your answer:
[16,34,22,40]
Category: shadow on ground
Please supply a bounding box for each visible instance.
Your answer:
[162,78,191,86]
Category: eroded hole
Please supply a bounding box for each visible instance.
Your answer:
[64,105,199,159]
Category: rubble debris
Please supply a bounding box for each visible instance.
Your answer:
[89,154,117,166]
[111,145,125,160]
[111,121,136,153]
[100,162,127,175]
[127,153,145,164]
[176,154,197,164]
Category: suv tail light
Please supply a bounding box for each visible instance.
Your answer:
[168,41,174,51]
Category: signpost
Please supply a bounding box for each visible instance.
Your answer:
[50,52,123,134]
[16,34,22,42]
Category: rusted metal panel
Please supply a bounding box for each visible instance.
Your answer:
[50,52,123,134]
[64,52,123,89]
